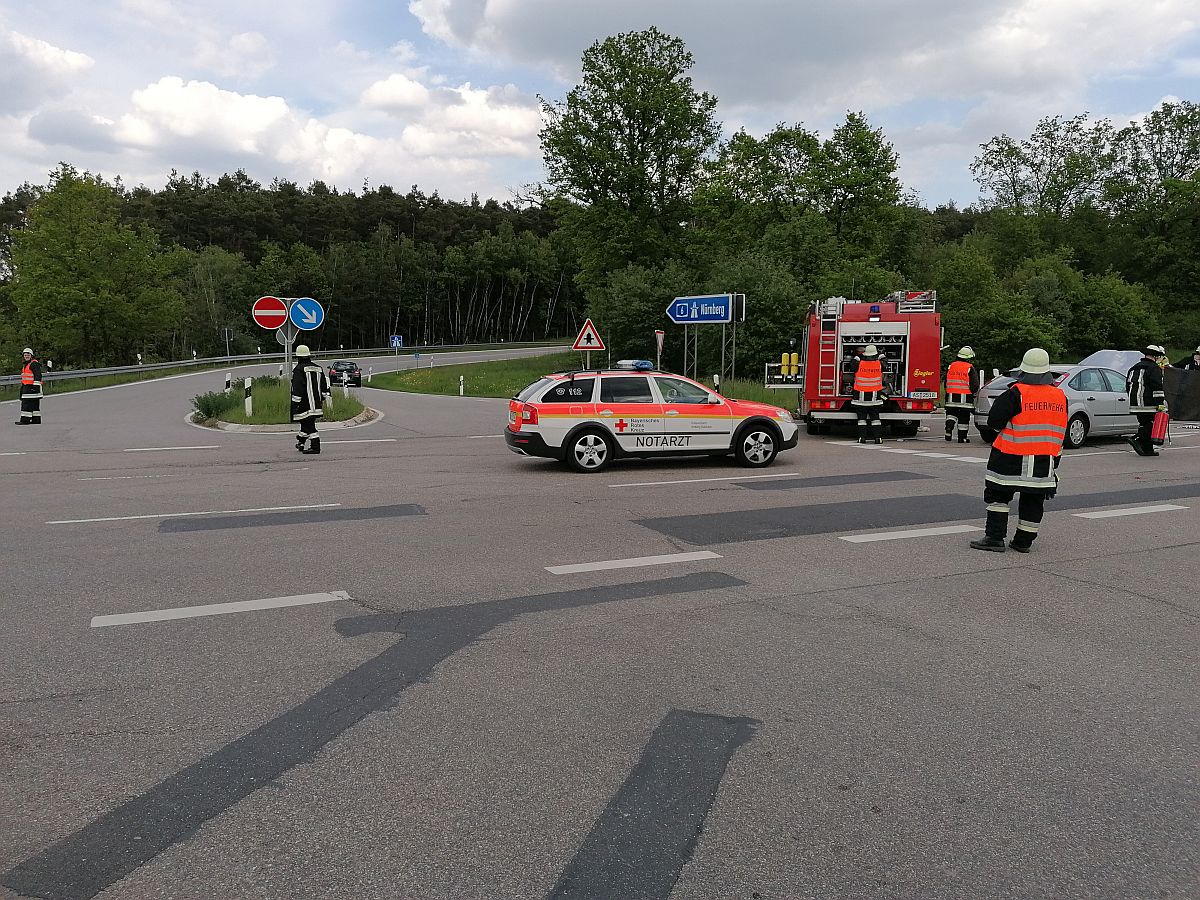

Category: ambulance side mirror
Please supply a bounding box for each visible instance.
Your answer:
[706,395,722,404]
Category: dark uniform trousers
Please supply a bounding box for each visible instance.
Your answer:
[20,395,41,424]
[853,393,883,442]
[945,401,972,440]
[984,453,1058,549]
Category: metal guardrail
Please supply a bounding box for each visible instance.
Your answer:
[0,342,568,387]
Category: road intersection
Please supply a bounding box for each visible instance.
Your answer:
[1,348,1196,899]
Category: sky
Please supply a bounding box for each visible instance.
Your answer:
[1,0,1197,209]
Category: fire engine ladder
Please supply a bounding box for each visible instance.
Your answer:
[817,304,841,396]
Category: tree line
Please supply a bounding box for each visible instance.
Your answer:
[0,26,1196,375]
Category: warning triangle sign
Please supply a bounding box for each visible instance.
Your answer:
[572,318,606,351]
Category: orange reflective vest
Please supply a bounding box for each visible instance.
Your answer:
[992,384,1068,457]
[853,359,882,393]
[21,362,37,385]
[945,360,973,394]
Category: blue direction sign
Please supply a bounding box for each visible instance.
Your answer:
[289,297,325,331]
[390,335,404,348]
[666,293,733,324]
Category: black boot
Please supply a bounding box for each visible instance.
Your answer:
[302,438,321,455]
[958,435,970,443]
[1008,541,1032,553]
[970,536,1007,552]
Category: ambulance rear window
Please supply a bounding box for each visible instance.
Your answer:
[516,378,554,402]
[538,379,595,403]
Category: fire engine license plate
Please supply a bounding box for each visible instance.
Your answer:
[909,391,938,399]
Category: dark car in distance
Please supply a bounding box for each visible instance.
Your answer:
[327,360,362,387]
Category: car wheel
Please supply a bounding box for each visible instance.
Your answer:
[565,429,613,473]
[805,420,821,436]
[735,424,778,467]
[1064,413,1089,450]
[890,423,919,437]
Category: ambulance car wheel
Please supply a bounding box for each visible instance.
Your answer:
[566,428,613,473]
[735,424,778,468]
[1064,413,1089,450]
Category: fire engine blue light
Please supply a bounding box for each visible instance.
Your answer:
[870,304,881,313]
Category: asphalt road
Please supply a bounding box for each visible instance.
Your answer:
[1,355,1197,900]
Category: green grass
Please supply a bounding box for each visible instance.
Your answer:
[371,351,583,397]
[207,379,365,424]
[369,353,798,409]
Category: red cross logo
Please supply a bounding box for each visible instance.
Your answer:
[615,419,629,432]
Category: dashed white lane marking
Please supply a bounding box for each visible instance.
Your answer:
[90,590,350,628]
[79,474,182,481]
[840,524,983,543]
[829,441,988,463]
[467,435,500,439]
[609,472,800,488]
[320,438,397,444]
[1072,504,1188,519]
[545,550,722,575]
[47,503,340,525]
[123,445,219,453]
[0,452,26,456]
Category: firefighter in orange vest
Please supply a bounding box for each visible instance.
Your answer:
[970,348,1067,553]
[943,346,979,443]
[851,343,885,444]
[15,348,43,425]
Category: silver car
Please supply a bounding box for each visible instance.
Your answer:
[974,363,1139,449]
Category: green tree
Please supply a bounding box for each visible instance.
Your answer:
[814,112,903,238]
[540,27,720,287]
[10,165,182,366]
[970,113,1115,216]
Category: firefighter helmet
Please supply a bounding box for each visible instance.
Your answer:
[861,344,879,359]
[1019,347,1051,374]
[22,348,33,355]
[295,345,311,357]
[957,346,975,359]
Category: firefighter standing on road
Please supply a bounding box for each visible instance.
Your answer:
[1126,344,1167,457]
[970,348,1067,554]
[852,344,885,444]
[944,346,979,443]
[291,344,329,455]
[15,348,42,425]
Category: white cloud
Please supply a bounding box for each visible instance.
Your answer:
[118,0,276,79]
[0,26,93,114]
[362,73,431,111]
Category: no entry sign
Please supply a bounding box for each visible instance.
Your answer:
[252,296,289,330]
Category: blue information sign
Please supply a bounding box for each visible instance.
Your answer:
[289,297,325,331]
[390,335,404,348]
[666,294,733,324]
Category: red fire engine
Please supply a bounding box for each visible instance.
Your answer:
[766,291,943,436]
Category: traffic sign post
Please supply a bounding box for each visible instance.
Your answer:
[666,294,733,325]
[252,296,289,331]
[289,298,324,331]
[573,318,605,369]
[655,329,665,370]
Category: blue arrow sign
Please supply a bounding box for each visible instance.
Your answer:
[666,293,733,324]
[289,297,325,331]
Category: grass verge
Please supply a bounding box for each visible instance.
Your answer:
[370,353,798,409]
[193,377,365,425]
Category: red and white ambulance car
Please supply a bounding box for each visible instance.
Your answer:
[506,361,800,473]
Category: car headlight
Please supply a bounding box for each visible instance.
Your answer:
[775,409,793,421]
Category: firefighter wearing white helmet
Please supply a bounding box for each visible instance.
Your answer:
[1126,344,1167,456]
[15,347,42,425]
[851,343,885,444]
[291,344,329,454]
[970,348,1067,554]
[943,346,980,443]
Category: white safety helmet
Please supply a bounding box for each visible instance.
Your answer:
[22,347,33,355]
[295,344,311,358]
[1143,344,1165,357]
[957,346,975,359]
[861,344,879,359]
[1193,345,1200,354]
[1019,347,1051,374]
